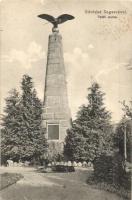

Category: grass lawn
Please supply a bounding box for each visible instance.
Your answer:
[0,168,125,200]
[0,172,23,190]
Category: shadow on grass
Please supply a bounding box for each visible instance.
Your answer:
[0,173,24,190]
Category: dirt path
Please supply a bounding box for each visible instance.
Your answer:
[0,167,123,200]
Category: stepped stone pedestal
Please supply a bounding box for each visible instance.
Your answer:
[42,31,71,146]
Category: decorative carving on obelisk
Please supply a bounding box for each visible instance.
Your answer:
[38,14,74,143]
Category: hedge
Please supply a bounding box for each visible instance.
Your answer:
[93,153,131,190]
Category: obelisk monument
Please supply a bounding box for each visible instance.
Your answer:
[38,14,74,148]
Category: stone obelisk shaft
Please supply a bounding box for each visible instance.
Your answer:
[42,32,71,142]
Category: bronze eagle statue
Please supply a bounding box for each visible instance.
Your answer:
[38,14,74,32]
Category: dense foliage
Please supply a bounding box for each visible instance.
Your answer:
[92,153,131,199]
[122,100,132,119]
[64,82,113,162]
[113,101,132,162]
[1,75,48,163]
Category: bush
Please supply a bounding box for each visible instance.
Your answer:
[94,154,113,184]
[93,153,131,190]
[87,153,131,199]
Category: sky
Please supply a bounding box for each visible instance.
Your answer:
[1,0,132,122]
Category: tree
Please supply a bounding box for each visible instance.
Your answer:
[1,89,21,162]
[114,119,132,162]
[64,128,87,161]
[114,100,132,162]
[64,82,113,162]
[18,75,48,162]
[121,100,132,119]
[76,82,111,131]
[1,75,48,163]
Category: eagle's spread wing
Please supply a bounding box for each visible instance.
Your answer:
[38,14,55,24]
[57,14,74,24]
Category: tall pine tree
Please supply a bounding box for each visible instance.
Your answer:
[1,75,48,163]
[1,89,21,162]
[64,82,113,162]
